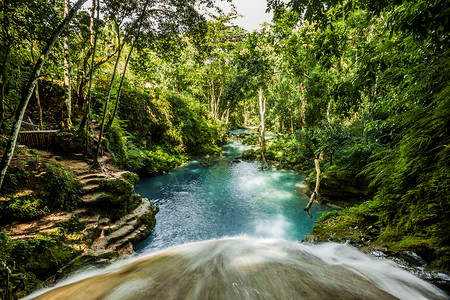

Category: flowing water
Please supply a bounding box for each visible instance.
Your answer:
[25,134,449,299]
[26,238,447,299]
[134,138,335,253]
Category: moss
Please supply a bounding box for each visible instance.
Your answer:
[92,173,141,220]
[308,199,450,272]
[26,244,82,279]
[136,212,157,229]
[121,172,139,186]
[242,135,259,145]
[103,125,127,167]
[54,131,95,157]
[264,150,276,160]
[0,156,82,224]
[242,149,258,159]
[63,251,118,275]
[0,232,84,298]
[57,215,86,235]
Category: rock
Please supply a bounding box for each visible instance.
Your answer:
[306,168,372,208]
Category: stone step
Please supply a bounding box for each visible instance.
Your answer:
[78,173,108,181]
[105,221,138,249]
[81,192,109,203]
[90,198,152,252]
[82,183,101,193]
[107,225,148,252]
[80,177,104,185]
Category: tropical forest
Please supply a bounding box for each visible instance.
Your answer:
[0,0,449,299]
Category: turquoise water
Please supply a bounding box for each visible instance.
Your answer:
[135,139,335,253]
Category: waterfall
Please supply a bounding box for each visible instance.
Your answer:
[25,237,448,300]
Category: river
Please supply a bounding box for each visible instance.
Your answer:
[134,136,335,253]
[24,134,449,300]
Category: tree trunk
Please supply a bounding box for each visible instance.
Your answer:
[210,77,216,118]
[29,41,44,130]
[94,25,123,163]
[76,0,96,111]
[0,50,9,127]
[62,0,72,130]
[0,72,4,126]
[304,152,324,218]
[35,80,43,130]
[107,0,150,128]
[299,84,306,130]
[0,0,88,190]
[78,0,99,134]
[259,86,266,153]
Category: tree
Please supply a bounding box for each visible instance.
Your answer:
[95,0,151,164]
[229,32,276,155]
[0,0,88,190]
[0,0,59,129]
[62,0,72,130]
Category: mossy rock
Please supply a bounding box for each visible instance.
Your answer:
[242,149,258,159]
[242,135,259,146]
[307,168,372,208]
[92,172,141,220]
[130,211,158,244]
[54,132,95,155]
[63,251,119,275]
[26,244,82,279]
[264,150,276,160]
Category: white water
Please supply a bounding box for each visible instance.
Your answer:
[25,237,448,300]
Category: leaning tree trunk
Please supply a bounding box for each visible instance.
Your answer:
[304,151,324,218]
[30,41,44,130]
[0,0,88,190]
[94,26,123,164]
[107,0,150,128]
[35,80,43,130]
[78,0,99,134]
[62,0,72,130]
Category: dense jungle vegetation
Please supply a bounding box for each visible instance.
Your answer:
[0,0,449,297]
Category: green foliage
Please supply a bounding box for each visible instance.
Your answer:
[266,134,311,169]
[242,135,259,146]
[0,231,82,299]
[103,124,127,167]
[39,162,83,211]
[111,88,223,175]
[262,0,450,271]
[241,149,258,160]
[0,156,82,223]
[125,144,188,176]
[336,142,382,171]
[57,215,86,235]
[88,172,142,220]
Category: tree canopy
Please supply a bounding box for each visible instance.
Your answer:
[0,0,449,296]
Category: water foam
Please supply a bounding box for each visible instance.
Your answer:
[24,237,448,300]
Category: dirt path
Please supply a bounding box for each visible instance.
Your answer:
[4,150,157,259]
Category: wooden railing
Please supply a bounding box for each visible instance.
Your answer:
[17,130,59,149]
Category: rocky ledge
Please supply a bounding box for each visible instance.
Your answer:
[3,152,158,289]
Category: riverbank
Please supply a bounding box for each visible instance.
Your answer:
[232,130,450,290]
[0,147,158,298]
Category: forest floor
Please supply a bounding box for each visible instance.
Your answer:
[4,148,158,264]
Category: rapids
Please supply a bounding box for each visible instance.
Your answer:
[25,237,448,300]
[23,133,449,299]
